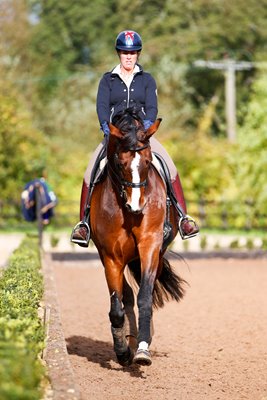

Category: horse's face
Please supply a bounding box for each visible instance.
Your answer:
[109,117,162,214]
[114,143,152,213]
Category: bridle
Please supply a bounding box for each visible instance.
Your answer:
[108,142,150,201]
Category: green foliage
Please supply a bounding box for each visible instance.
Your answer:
[229,239,240,249]
[27,0,267,125]
[164,129,234,202]
[234,73,267,214]
[245,238,254,250]
[0,82,49,204]
[200,235,208,250]
[0,236,45,400]
[50,234,59,248]
[1,0,267,229]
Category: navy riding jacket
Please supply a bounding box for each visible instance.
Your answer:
[96,64,158,127]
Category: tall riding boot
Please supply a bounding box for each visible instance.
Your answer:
[171,174,199,239]
[79,180,89,220]
[70,180,91,247]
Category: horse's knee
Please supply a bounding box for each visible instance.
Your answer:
[109,291,125,328]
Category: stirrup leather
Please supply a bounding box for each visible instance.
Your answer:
[179,215,199,240]
[70,221,90,247]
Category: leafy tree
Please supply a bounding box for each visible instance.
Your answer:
[0,0,31,70]
[2,0,267,228]
[0,82,49,204]
[27,0,267,133]
[232,73,267,226]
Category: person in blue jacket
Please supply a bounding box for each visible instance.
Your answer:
[71,30,199,247]
[21,177,57,224]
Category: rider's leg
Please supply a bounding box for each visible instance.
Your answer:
[170,173,187,213]
[79,180,89,221]
[71,140,105,246]
[70,180,90,247]
[171,173,199,238]
[150,137,199,239]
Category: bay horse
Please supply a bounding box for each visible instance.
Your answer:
[89,108,186,366]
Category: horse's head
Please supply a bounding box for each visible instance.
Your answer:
[107,108,161,214]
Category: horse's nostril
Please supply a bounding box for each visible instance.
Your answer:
[125,203,143,214]
[133,209,142,215]
[125,203,132,212]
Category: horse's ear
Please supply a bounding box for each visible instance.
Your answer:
[146,118,162,138]
[109,123,124,139]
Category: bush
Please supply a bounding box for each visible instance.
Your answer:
[229,239,240,249]
[200,235,208,250]
[261,238,267,250]
[0,236,45,400]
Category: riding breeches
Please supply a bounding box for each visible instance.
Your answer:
[83,137,178,186]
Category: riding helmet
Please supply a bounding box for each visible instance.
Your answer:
[115,30,142,51]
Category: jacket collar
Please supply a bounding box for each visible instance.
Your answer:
[111,63,143,76]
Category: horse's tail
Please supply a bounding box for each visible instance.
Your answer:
[127,257,187,309]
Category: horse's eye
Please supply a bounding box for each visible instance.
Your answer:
[117,161,126,170]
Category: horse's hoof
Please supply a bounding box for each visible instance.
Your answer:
[133,349,152,366]
[116,347,134,367]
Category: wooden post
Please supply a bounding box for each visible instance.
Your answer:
[35,185,43,248]
[193,59,253,142]
[225,64,236,143]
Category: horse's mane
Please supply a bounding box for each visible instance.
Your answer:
[112,108,145,151]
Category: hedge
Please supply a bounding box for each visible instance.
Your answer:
[0,235,45,400]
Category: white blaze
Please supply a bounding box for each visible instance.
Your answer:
[130,152,141,211]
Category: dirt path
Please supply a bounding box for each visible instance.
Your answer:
[50,251,267,400]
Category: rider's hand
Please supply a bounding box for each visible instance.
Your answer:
[101,121,110,137]
[143,119,153,130]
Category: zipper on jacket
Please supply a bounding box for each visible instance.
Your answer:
[127,86,130,108]
[110,106,114,122]
[127,75,136,108]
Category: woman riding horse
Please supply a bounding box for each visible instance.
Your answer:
[71,30,199,246]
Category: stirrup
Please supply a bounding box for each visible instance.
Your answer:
[70,221,90,247]
[178,215,199,240]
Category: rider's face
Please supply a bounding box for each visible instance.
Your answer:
[119,51,138,72]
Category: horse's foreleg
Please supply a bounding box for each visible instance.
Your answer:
[106,267,133,366]
[133,271,156,366]
[109,291,132,365]
[123,276,137,351]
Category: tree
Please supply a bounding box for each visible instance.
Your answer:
[0,82,49,203]
[232,73,267,226]
[0,0,34,76]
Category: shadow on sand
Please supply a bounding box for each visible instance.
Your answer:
[65,335,148,378]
